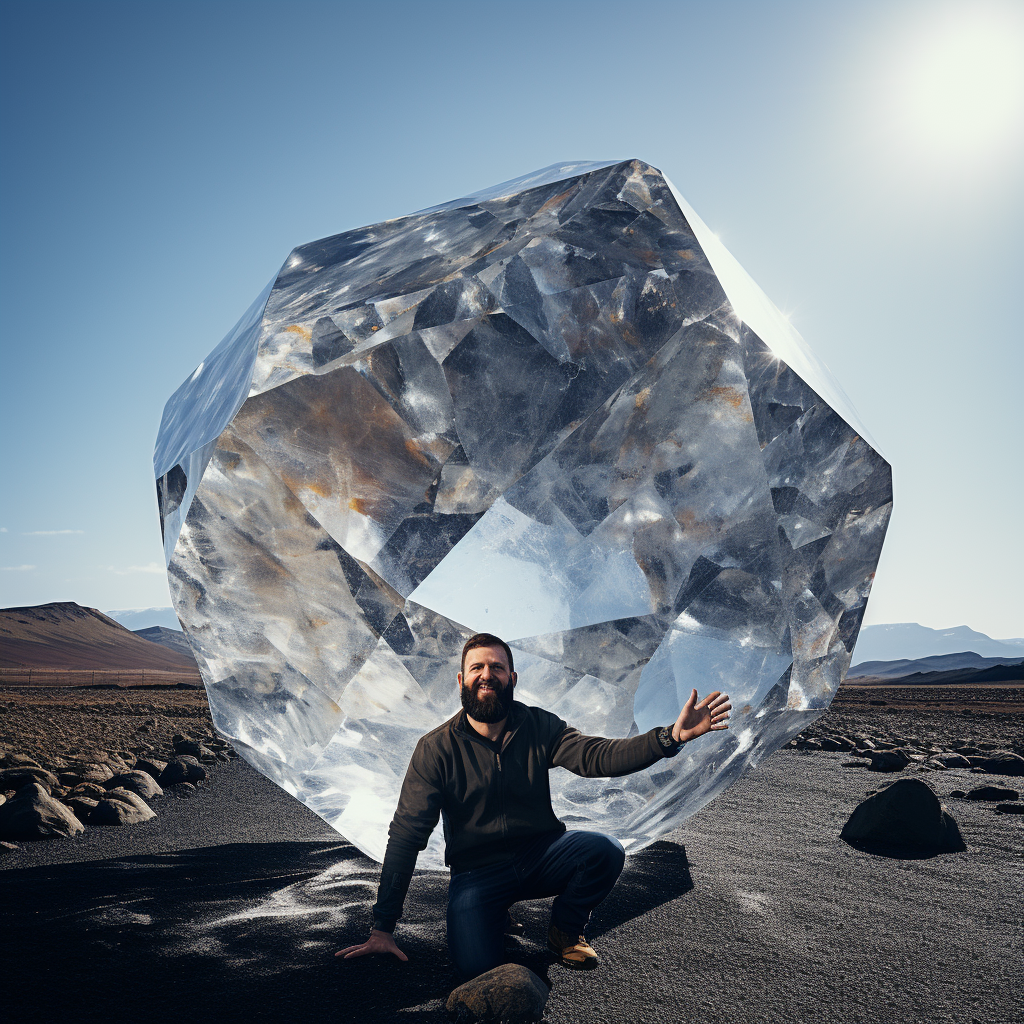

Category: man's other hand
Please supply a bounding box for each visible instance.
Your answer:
[672,689,732,744]
[336,928,409,961]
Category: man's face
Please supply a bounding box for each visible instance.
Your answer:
[458,644,516,724]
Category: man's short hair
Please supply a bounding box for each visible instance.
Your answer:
[461,633,515,676]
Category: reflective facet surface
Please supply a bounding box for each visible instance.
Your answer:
[157,160,892,866]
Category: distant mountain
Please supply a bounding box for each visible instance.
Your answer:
[848,662,1024,687]
[0,602,197,671]
[132,625,196,665]
[851,623,1023,665]
[106,607,180,631]
[848,652,1024,680]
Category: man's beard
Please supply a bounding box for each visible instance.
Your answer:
[461,680,515,723]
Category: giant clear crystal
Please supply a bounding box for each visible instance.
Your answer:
[155,160,892,867]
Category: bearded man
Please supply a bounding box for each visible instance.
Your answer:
[337,632,731,979]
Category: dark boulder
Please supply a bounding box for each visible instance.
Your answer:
[173,737,216,761]
[159,756,208,786]
[0,754,42,770]
[976,752,1024,777]
[134,757,167,779]
[69,782,107,800]
[104,771,163,799]
[64,796,99,822]
[446,964,549,1023]
[0,766,59,792]
[966,785,1019,802]
[90,788,156,825]
[841,778,965,853]
[73,763,115,784]
[0,782,84,839]
[867,750,911,772]
[930,753,972,769]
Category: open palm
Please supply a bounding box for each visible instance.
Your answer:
[673,689,732,743]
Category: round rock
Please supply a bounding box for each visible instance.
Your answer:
[0,782,85,839]
[966,785,1019,802]
[930,753,972,769]
[104,771,164,799]
[867,750,911,772]
[976,752,1024,777]
[446,964,549,1024]
[840,778,965,852]
[0,766,59,792]
[134,757,167,778]
[64,796,99,822]
[0,753,42,770]
[159,757,207,786]
[90,788,156,825]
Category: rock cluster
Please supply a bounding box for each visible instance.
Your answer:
[0,730,236,848]
[785,734,1024,775]
[783,729,1023,821]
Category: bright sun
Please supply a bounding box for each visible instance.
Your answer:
[893,6,1024,169]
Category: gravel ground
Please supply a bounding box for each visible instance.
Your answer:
[2,746,1021,1024]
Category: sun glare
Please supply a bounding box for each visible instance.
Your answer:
[894,6,1024,169]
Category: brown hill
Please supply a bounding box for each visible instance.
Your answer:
[0,602,198,671]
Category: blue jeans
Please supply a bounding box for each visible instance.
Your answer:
[446,830,626,979]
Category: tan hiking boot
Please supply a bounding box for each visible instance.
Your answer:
[503,912,525,936]
[547,923,598,969]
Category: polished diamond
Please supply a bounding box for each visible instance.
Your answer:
[155,160,892,866]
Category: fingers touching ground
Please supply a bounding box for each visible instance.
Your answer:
[335,932,409,961]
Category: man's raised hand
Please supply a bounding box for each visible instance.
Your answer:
[336,928,409,962]
[672,689,732,744]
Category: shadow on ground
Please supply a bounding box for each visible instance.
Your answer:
[1,838,693,1023]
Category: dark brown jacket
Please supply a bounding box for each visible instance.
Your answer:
[371,699,669,931]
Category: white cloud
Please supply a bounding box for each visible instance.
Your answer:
[23,529,85,536]
[0,527,8,533]
[107,562,165,576]
[1,564,36,572]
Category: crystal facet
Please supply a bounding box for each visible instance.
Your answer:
[156,160,892,866]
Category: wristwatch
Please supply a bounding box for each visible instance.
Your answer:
[656,726,686,757]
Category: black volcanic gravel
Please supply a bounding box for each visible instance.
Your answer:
[2,745,1021,1024]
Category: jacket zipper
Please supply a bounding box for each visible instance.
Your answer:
[496,752,507,836]
[454,711,520,840]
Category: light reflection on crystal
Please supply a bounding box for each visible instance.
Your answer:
[157,160,892,867]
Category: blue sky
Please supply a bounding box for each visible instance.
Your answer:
[1,0,1022,637]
